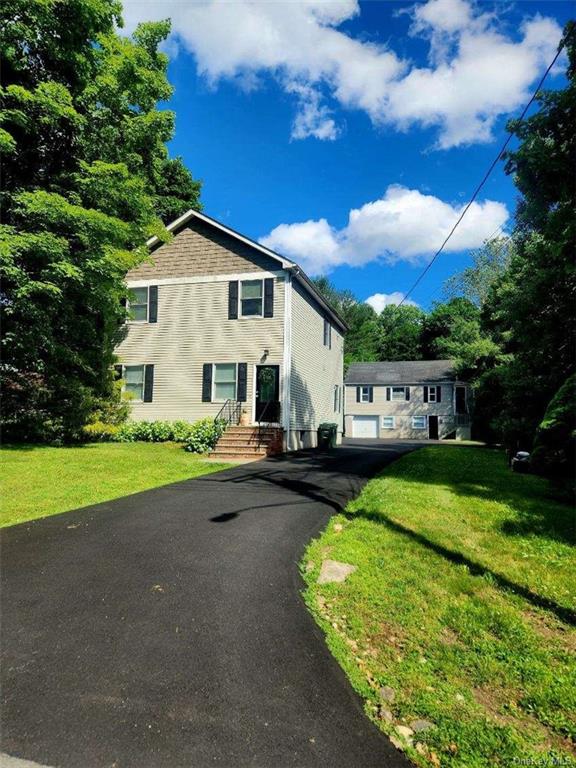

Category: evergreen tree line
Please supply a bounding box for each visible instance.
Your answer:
[315,22,575,474]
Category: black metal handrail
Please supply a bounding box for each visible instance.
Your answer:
[214,399,242,427]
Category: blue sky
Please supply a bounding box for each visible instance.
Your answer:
[125,0,572,310]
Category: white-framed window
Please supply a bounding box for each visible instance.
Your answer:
[213,363,237,401]
[323,319,332,348]
[124,365,145,401]
[128,287,148,322]
[391,386,406,401]
[240,280,263,317]
[360,386,372,403]
[412,415,427,430]
[382,416,395,430]
[428,387,437,403]
[333,384,342,413]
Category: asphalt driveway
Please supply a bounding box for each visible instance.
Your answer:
[1,441,418,768]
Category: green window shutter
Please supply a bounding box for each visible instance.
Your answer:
[202,364,213,402]
[143,364,154,402]
[436,386,442,403]
[263,278,274,317]
[113,365,123,381]
[405,387,410,401]
[386,387,391,401]
[228,281,239,320]
[368,387,373,403]
[423,386,428,403]
[356,386,361,403]
[148,286,158,323]
[237,363,247,402]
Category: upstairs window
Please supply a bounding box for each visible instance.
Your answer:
[360,386,372,403]
[128,287,148,322]
[213,363,237,401]
[240,280,263,317]
[424,385,442,404]
[391,386,407,401]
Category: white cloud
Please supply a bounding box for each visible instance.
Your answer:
[365,292,419,312]
[286,82,339,141]
[122,0,562,148]
[259,184,509,274]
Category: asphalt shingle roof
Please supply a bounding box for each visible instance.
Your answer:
[345,360,457,385]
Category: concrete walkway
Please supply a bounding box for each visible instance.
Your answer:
[1,442,418,768]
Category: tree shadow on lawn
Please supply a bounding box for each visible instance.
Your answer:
[389,452,575,548]
[349,509,576,627]
[461,480,572,546]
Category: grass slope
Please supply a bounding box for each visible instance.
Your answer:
[303,446,576,768]
[1,443,231,527]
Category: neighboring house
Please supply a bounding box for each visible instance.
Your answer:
[114,209,346,451]
[344,360,471,440]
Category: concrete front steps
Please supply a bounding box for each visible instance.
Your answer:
[210,425,283,460]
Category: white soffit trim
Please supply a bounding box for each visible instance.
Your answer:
[126,271,284,288]
[146,209,296,270]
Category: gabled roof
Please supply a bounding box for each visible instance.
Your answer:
[345,360,459,385]
[146,209,347,332]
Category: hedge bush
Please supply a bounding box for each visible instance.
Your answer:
[183,418,226,454]
[116,420,177,443]
[82,421,122,442]
[82,418,226,454]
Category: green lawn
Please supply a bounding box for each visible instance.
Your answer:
[1,443,231,527]
[303,447,576,768]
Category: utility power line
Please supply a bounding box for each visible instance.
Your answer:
[397,33,568,308]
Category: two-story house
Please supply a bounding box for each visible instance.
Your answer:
[114,209,346,453]
[344,360,471,440]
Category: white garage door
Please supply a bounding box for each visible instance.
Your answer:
[352,415,379,438]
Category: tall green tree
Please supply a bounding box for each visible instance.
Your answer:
[443,237,514,307]
[479,22,576,451]
[422,298,501,378]
[378,304,425,361]
[1,2,201,441]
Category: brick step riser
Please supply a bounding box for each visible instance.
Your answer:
[210,453,266,461]
[212,447,266,456]
[218,438,276,447]
[226,429,281,436]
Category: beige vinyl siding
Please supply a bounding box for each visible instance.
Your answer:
[127,220,280,280]
[345,384,459,440]
[289,280,344,449]
[116,276,285,422]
